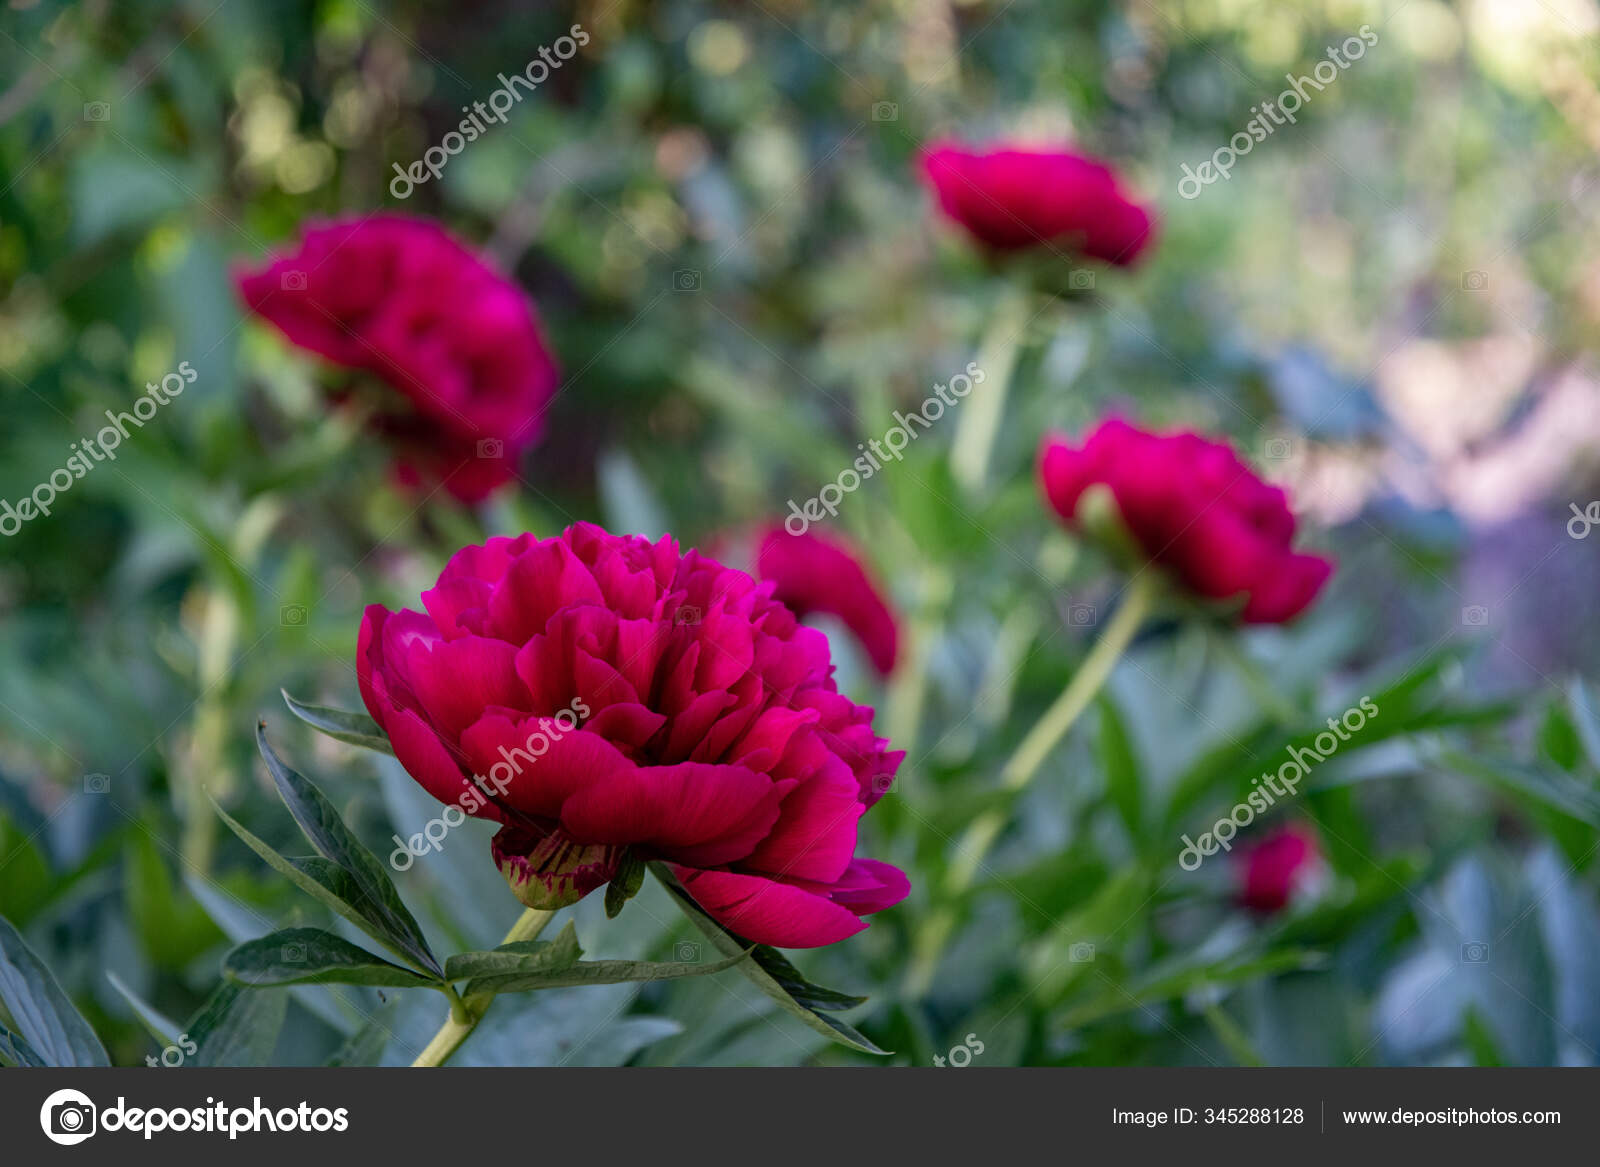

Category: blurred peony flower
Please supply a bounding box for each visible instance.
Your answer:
[357,522,908,948]
[235,214,558,502]
[1039,419,1333,624]
[755,525,900,677]
[918,141,1156,264]
[1238,825,1320,913]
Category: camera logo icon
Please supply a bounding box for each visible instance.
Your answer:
[672,269,702,292]
[83,773,110,794]
[673,941,702,963]
[1461,270,1488,291]
[1068,269,1096,291]
[1461,605,1489,627]
[476,438,504,459]
[1068,942,1096,963]
[280,270,308,291]
[83,102,111,122]
[1461,941,1490,963]
[871,101,899,122]
[280,604,307,627]
[40,1088,97,1145]
[1069,603,1097,627]
[1263,437,1293,461]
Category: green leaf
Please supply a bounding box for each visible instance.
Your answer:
[326,998,399,1066]
[0,915,110,1067]
[1568,679,1600,772]
[444,921,583,982]
[1539,699,1582,771]
[1056,949,1321,1029]
[214,801,434,976]
[224,928,442,989]
[0,1021,47,1067]
[186,982,289,1067]
[649,863,887,1055]
[105,970,183,1049]
[1096,694,1143,838]
[282,690,394,755]
[249,725,441,975]
[125,832,224,970]
[605,852,647,919]
[464,948,752,998]
[0,814,52,928]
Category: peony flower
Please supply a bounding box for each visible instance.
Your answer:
[1238,825,1320,913]
[235,214,558,502]
[755,525,900,677]
[1038,419,1333,623]
[918,141,1156,265]
[357,522,908,948]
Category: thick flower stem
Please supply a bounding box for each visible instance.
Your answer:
[411,907,556,1067]
[904,572,1158,996]
[949,286,1033,494]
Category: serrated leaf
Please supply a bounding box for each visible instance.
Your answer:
[249,726,441,975]
[605,852,647,919]
[444,921,583,981]
[282,690,394,755]
[0,914,110,1067]
[465,947,752,997]
[224,928,442,989]
[649,863,886,1055]
[186,982,288,1067]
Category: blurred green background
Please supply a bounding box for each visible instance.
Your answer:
[3,0,1600,1066]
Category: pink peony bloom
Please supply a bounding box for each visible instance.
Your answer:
[756,526,900,677]
[1038,419,1333,624]
[357,522,908,948]
[235,214,558,502]
[1238,825,1320,913]
[918,141,1156,264]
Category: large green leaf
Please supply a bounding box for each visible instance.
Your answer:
[282,690,394,755]
[649,863,886,1055]
[1096,694,1143,838]
[224,927,442,989]
[0,915,110,1067]
[247,725,440,975]
[444,922,583,982]
[215,802,437,975]
[465,949,752,997]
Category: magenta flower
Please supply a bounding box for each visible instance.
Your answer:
[918,141,1156,264]
[1039,419,1333,624]
[1238,825,1320,913]
[235,214,558,502]
[756,526,900,677]
[357,523,908,948]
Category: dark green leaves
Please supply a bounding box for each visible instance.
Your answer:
[650,863,886,1055]
[239,725,441,976]
[0,914,110,1067]
[282,690,394,755]
[186,982,289,1067]
[444,919,752,998]
[224,927,442,989]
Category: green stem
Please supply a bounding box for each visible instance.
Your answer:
[411,907,556,1067]
[903,572,1159,997]
[949,286,1032,494]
